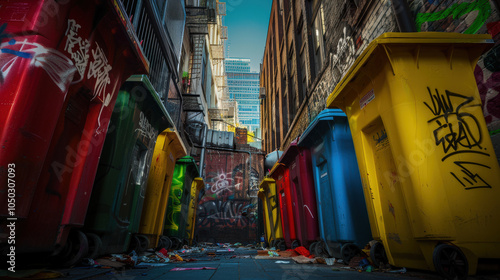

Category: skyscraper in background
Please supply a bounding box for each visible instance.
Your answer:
[225,58,260,136]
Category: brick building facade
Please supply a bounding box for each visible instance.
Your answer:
[261,0,500,155]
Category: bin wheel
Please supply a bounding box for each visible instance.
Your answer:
[157,236,172,250]
[269,239,276,248]
[370,241,388,268]
[341,243,360,264]
[62,230,89,267]
[182,239,189,247]
[277,239,287,251]
[85,233,102,259]
[433,244,468,280]
[309,242,317,255]
[314,240,331,258]
[171,237,183,250]
[136,235,150,252]
[291,240,300,249]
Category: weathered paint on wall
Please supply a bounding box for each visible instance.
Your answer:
[196,150,264,244]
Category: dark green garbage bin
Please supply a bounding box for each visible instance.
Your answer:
[83,75,172,257]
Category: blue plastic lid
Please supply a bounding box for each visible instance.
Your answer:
[297,109,346,147]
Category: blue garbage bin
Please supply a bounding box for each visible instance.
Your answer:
[298,109,372,263]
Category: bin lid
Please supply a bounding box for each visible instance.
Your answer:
[192,177,205,191]
[176,156,200,176]
[259,177,275,190]
[268,162,286,177]
[125,75,174,130]
[326,32,493,108]
[298,109,346,148]
[279,139,301,165]
[163,128,188,159]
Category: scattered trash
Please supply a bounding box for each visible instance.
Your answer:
[358,258,370,268]
[275,261,290,264]
[170,267,217,271]
[269,247,276,250]
[172,254,184,262]
[294,246,312,258]
[388,267,407,274]
[332,268,340,271]
[325,258,335,266]
[365,265,373,272]
[292,256,322,264]
[234,242,243,246]
[268,251,279,257]
[130,251,139,266]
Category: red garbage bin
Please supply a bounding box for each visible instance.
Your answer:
[269,163,296,250]
[0,0,148,266]
[279,139,320,250]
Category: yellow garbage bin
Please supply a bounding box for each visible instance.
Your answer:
[186,177,205,246]
[139,128,187,249]
[327,32,500,279]
[258,177,284,248]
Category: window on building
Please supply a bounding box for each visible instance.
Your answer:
[312,1,326,76]
[299,47,307,102]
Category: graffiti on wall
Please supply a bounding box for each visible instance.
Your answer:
[331,24,357,84]
[410,0,500,130]
[424,87,493,189]
[414,0,491,34]
[196,151,263,243]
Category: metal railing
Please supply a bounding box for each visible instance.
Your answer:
[119,0,182,128]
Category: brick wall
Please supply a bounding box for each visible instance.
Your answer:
[277,0,500,160]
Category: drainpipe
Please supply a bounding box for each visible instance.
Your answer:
[391,0,417,32]
[199,124,208,179]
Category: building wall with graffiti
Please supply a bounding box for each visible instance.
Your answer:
[269,0,500,165]
[196,149,264,244]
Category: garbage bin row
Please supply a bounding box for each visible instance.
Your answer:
[0,0,204,266]
[260,32,500,280]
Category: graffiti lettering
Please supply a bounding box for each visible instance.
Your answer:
[415,0,491,34]
[451,161,492,190]
[136,112,158,139]
[425,87,492,189]
[64,19,90,80]
[425,88,483,155]
[197,200,257,228]
[87,42,112,101]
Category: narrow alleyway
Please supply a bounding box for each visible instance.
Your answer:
[2,0,500,279]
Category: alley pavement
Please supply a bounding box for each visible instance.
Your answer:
[3,246,500,279]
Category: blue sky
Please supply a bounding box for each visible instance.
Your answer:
[224,0,272,72]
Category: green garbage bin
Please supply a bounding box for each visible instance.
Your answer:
[327,32,500,279]
[84,75,172,256]
[163,156,200,250]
